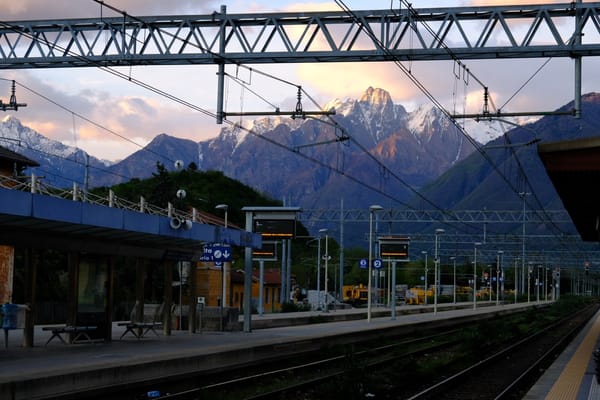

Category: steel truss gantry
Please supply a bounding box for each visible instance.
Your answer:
[298,208,600,267]
[1,2,600,68]
[298,208,572,224]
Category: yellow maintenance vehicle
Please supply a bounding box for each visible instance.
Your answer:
[342,284,369,306]
[405,287,433,305]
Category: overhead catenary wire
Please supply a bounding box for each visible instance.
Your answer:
[333,0,586,257]
[90,3,456,211]
[0,4,582,246]
[0,5,540,238]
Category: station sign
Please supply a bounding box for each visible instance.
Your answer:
[200,243,232,264]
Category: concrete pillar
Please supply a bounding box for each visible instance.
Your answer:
[188,262,197,334]
[22,249,37,348]
[163,260,174,336]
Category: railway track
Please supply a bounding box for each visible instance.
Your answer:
[158,329,462,400]
[406,303,599,400]
[137,299,598,400]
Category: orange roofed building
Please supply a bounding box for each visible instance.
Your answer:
[230,268,282,313]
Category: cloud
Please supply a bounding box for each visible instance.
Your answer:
[2,68,220,161]
[2,0,598,162]
[297,62,421,103]
[1,0,220,20]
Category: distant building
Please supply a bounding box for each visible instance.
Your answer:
[230,268,282,313]
[0,145,39,186]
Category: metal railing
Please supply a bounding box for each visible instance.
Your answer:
[0,173,216,225]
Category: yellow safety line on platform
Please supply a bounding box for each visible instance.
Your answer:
[545,312,600,399]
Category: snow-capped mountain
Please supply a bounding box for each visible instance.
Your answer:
[0,88,478,211]
[0,115,110,188]
[195,87,476,210]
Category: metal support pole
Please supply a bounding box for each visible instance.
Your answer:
[216,5,226,124]
[317,233,322,310]
[391,261,397,320]
[339,199,344,303]
[368,213,374,322]
[434,229,444,315]
[324,233,329,312]
[451,257,456,304]
[286,239,292,306]
[258,260,264,315]
[243,210,253,332]
[473,242,481,309]
[367,205,382,322]
[422,252,428,306]
[575,0,582,118]
[496,251,502,306]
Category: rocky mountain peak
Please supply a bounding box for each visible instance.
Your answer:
[359,87,393,108]
[1,114,25,134]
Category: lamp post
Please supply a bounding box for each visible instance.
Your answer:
[473,242,482,309]
[215,204,228,331]
[520,192,531,295]
[496,251,503,306]
[545,267,549,302]
[514,257,519,304]
[434,229,444,315]
[450,256,456,304]
[317,229,327,310]
[536,265,540,302]
[487,264,492,302]
[368,205,383,323]
[322,229,330,312]
[421,251,428,306]
[527,262,532,303]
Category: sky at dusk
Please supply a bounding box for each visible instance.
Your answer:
[1,0,598,161]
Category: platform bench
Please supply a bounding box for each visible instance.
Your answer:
[42,325,97,346]
[118,321,162,339]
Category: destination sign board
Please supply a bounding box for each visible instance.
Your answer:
[378,236,410,260]
[253,219,296,238]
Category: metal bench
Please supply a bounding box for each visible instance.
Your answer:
[118,302,164,340]
[42,325,97,345]
[118,321,163,339]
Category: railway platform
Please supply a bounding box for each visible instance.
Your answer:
[0,301,595,400]
[525,308,600,400]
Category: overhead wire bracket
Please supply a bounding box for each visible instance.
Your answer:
[223,86,336,119]
[1,81,27,111]
[451,87,575,120]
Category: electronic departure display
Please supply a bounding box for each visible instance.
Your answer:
[253,219,296,238]
[378,236,410,260]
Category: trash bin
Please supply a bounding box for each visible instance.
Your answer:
[2,303,18,349]
[2,303,18,330]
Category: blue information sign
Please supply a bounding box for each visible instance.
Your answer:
[200,244,232,263]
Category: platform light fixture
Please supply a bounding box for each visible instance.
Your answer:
[473,242,482,309]
[434,229,445,315]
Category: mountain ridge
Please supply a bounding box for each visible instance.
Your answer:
[6,88,594,215]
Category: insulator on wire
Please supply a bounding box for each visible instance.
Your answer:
[1,80,27,111]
